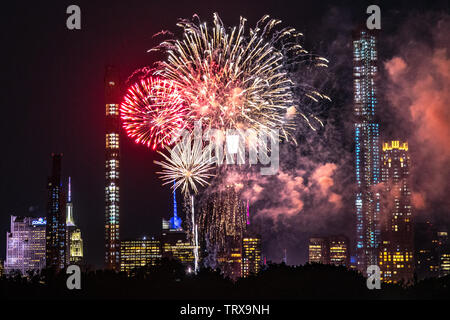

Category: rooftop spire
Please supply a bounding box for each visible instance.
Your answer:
[68,176,72,203]
[169,180,182,229]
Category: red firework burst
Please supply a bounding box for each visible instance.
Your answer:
[120,77,188,150]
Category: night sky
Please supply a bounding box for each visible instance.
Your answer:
[0,0,448,268]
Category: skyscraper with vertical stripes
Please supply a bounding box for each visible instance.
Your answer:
[104,66,121,270]
[378,141,414,283]
[353,29,380,274]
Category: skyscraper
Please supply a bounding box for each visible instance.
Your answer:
[161,186,195,268]
[309,237,329,264]
[415,221,441,280]
[169,181,182,230]
[5,216,46,275]
[378,141,414,283]
[66,177,83,265]
[161,230,195,267]
[105,66,121,270]
[308,236,350,266]
[120,238,162,274]
[353,29,380,274]
[329,236,350,267]
[242,236,261,277]
[46,153,66,270]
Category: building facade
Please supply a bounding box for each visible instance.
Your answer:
[415,221,441,280]
[120,238,162,274]
[353,29,381,274]
[309,236,349,267]
[161,230,195,266]
[105,66,121,270]
[218,238,243,280]
[46,153,66,270]
[437,231,450,277]
[378,141,414,284]
[242,236,261,277]
[66,177,83,265]
[329,236,350,267]
[5,216,46,275]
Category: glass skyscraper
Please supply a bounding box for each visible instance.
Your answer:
[66,177,84,265]
[120,238,162,274]
[242,236,261,277]
[353,29,380,274]
[378,141,414,283]
[46,153,66,270]
[105,66,121,270]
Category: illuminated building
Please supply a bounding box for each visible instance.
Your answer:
[120,238,161,274]
[105,66,121,270]
[353,29,380,274]
[5,216,46,275]
[378,141,414,284]
[161,187,195,267]
[218,238,242,280]
[169,180,182,230]
[161,230,195,266]
[415,221,441,280]
[437,231,450,277]
[309,236,349,267]
[242,236,261,277]
[440,253,450,277]
[329,236,350,267]
[309,237,329,264]
[46,154,66,270]
[65,177,83,265]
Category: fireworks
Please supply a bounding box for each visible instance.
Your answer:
[154,131,216,195]
[152,13,329,140]
[120,77,188,150]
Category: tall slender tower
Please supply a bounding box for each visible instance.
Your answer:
[66,177,75,227]
[104,66,121,270]
[169,180,182,230]
[46,153,66,270]
[378,141,414,283]
[353,29,381,274]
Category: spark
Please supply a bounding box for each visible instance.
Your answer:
[154,131,216,195]
[152,13,329,140]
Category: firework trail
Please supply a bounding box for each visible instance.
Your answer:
[120,77,189,150]
[197,185,247,268]
[191,195,199,273]
[152,13,330,140]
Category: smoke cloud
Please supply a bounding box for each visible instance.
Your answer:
[383,12,450,221]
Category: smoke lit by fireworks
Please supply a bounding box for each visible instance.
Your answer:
[120,77,188,150]
[151,13,330,140]
[154,131,216,195]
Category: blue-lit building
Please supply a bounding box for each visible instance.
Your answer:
[353,29,380,274]
[5,216,47,275]
[46,153,67,270]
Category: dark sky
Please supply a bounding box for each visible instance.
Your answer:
[0,0,447,268]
